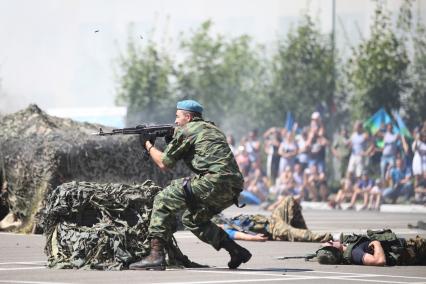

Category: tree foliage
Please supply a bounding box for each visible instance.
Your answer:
[268,14,335,127]
[115,36,174,124]
[397,0,426,127]
[405,20,426,126]
[346,0,409,120]
[176,21,268,134]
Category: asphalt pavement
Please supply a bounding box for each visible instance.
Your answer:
[0,206,425,284]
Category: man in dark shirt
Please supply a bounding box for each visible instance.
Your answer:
[320,232,426,266]
[350,240,386,265]
[322,240,386,266]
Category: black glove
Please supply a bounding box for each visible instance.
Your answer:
[139,133,156,150]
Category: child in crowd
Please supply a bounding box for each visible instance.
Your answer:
[368,178,383,211]
[347,171,374,211]
[304,164,328,202]
[329,178,353,210]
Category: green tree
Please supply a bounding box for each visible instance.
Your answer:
[268,14,335,127]
[115,35,174,125]
[404,8,426,126]
[175,20,268,135]
[346,0,409,120]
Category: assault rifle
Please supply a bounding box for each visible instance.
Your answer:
[276,253,316,261]
[94,124,174,160]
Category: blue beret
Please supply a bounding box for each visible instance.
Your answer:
[176,99,203,114]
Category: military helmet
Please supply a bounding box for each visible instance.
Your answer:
[316,246,342,265]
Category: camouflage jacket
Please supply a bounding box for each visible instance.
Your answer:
[162,117,243,187]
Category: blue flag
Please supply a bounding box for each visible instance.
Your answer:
[392,111,412,139]
[284,112,294,131]
[364,108,392,134]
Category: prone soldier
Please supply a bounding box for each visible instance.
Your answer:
[315,229,426,266]
[214,196,332,242]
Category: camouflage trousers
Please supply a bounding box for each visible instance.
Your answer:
[148,177,240,250]
[268,196,332,242]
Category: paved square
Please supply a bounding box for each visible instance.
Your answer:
[0,207,425,284]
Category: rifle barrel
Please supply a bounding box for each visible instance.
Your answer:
[276,254,316,261]
[93,125,174,136]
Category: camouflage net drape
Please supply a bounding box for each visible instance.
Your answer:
[41,181,203,270]
[0,104,188,232]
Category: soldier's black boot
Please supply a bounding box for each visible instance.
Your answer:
[129,238,166,270]
[220,237,252,269]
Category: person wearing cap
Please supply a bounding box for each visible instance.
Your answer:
[129,99,251,270]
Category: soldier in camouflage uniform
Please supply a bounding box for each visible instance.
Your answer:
[269,196,332,241]
[129,100,251,270]
[318,230,426,266]
[215,196,332,242]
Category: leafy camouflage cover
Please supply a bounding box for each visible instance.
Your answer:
[41,181,202,270]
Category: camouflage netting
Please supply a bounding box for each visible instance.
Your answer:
[0,104,188,232]
[41,181,203,270]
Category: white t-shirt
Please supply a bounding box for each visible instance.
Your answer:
[382,132,398,156]
[412,139,426,175]
[351,132,366,155]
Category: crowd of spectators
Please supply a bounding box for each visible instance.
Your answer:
[228,112,426,211]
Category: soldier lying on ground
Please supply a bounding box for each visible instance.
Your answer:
[214,196,333,242]
[316,229,426,266]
